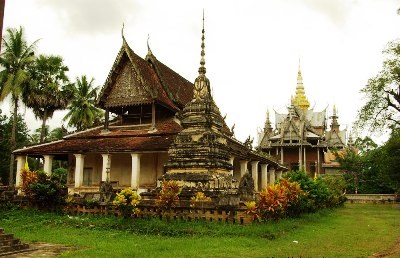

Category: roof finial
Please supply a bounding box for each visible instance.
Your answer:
[121,23,128,46]
[198,9,206,75]
[147,33,153,56]
[193,10,210,100]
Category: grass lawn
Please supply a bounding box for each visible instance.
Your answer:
[1,203,399,258]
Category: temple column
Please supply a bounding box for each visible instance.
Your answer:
[269,167,276,186]
[317,148,320,175]
[15,155,26,188]
[299,146,302,169]
[74,154,85,188]
[276,170,283,180]
[101,154,111,181]
[239,160,248,177]
[131,153,141,190]
[43,155,54,175]
[260,164,268,190]
[250,161,259,191]
[229,156,235,177]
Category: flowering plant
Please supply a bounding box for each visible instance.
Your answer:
[156,180,181,212]
[190,191,212,208]
[113,188,141,218]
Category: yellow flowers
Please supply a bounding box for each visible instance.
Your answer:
[190,191,212,208]
[113,188,141,217]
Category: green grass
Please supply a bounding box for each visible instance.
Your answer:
[1,204,399,258]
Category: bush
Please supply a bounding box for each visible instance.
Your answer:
[245,179,303,221]
[282,170,342,213]
[113,188,141,218]
[322,175,347,207]
[52,167,68,185]
[156,180,181,214]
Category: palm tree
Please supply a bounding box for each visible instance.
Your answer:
[63,75,103,131]
[0,26,38,186]
[23,54,72,143]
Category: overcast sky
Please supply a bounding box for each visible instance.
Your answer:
[1,0,399,144]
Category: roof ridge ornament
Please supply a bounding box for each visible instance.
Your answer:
[193,10,211,101]
[147,33,153,57]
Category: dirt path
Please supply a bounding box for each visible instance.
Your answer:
[370,237,400,258]
[2,242,78,257]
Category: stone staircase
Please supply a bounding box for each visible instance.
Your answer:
[0,228,30,256]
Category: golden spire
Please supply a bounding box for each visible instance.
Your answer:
[293,58,310,111]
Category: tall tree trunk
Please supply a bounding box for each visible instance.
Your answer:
[8,98,18,186]
[40,109,47,143]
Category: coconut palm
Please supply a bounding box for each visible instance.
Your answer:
[23,54,72,143]
[0,26,38,186]
[63,75,103,131]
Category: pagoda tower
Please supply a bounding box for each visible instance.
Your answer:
[291,60,310,111]
[163,14,232,185]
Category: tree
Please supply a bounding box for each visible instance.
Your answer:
[355,39,400,133]
[63,75,103,131]
[0,109,30,185]
[23,54,72,143]
[0,26,38,186]
[337,135,399,194]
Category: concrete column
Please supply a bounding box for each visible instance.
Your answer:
[260,164,268,190]
[74,154,85,188]
[43,155,54,175]
[239,160,248,177]
[317,148,320,175]
[269,167,276,186]
[276,170,283,180]
[299,146,302,169]
[15,155,26,188]
[250,161,259,191]
[229,156,235,176]
[280,147,284,163]
[101,154,111,181]
[131,153,141,189]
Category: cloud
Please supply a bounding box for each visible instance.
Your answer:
[37,0,139,35]
[302,0,352,27]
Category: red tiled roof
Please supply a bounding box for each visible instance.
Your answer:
[14,135,175,155]
[148,57,194,108]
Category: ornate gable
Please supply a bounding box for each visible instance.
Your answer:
[105,57,152,107]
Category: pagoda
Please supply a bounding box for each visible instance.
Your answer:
[163,14,233,186]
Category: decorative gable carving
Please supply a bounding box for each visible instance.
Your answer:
[105,60,152,107]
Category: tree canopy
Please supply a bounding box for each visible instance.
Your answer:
[355,39,400,133]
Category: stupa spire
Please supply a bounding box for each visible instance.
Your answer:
[293,58,310,111]
[193,10,210,100]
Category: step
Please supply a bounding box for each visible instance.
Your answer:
[0,234,13,240]
[0,238,20,247]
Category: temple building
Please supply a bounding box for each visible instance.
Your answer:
[13,21,287,195]
[257,62,348,176]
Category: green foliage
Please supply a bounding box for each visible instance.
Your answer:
[322,176,347,207]
[23,54,72,143]
[338,132,399,194]
[52,167,67,185]
[28,170,67,208]
[63,75,103,131]
[282,170,339,214]
[0,26,39,185]
[355,39,400,133]
[0,110,30,184]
